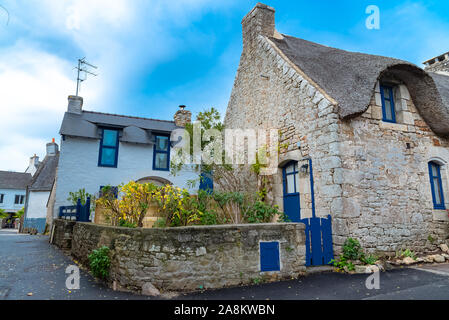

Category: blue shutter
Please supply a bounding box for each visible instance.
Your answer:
[260,242,280,272]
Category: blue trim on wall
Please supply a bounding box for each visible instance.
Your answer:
[98,128,120,168]
[428,161,446,210]
[152,134,171,171]
[380,84,396,123]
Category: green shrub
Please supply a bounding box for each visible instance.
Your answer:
[397,248,416,260]
[342,238,363,261]
[88,246,111,279]
[153,218,167,228]
[361,254,377,265]
[118,219,137,228]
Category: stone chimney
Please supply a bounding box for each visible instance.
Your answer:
[424,51,449,75]
[174,105,192,127]
[29,154,39,168]
[241,3,275,52]
[67,95,83,114]
[46,138,59,156]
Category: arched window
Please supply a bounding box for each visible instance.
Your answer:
[428,161,446,210]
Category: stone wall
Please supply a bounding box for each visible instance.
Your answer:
[51,219,76,249]
[336,82,449,254]
[52,219,306,292]
[225,32,341,220]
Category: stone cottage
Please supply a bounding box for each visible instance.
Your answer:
[225,3,449,256]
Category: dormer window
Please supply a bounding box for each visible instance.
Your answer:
[380,84,396,123]
[98,128,119,167]
[153,135,170,171]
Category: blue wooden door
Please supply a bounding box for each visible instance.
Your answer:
[300,215,334,266]
[282,161,300,222]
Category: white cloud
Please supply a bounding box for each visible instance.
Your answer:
[0,43,78,171]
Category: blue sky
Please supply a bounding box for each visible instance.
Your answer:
[0,0,449,171]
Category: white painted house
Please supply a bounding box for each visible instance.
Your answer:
[52,95,198,222]
[0,171,31,228]
[22,140,59,233]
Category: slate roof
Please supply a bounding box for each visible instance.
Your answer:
[59,110,178,144]
[270,34,449,137]
[0,171,32,190]
[29,153,59,192]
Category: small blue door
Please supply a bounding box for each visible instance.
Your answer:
[282,161,300,222]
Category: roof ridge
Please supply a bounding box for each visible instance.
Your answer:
[82,110,175,124]
[280,34,408,64]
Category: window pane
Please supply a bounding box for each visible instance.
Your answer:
[294,172,300,194]
[155,153,168,169]
[156,136,169,151]
[433,177,443,205]
[101,147,116,166]
[383,87,390,99]
[285,163,295,174]
[384,100,393,120]
[103,130,118,147]
[431,163,438,178]
[286,174,295,194]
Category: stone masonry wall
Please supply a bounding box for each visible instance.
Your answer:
[225,33,341,221]
[53,220,306,292]
[336,82,449,254]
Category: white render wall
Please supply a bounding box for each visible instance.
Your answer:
[0,188,26,213]
[53,136,199,218]
[27,191,50,219]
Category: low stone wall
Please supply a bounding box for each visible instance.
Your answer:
[52,219,306,292]
[51,219,76,249]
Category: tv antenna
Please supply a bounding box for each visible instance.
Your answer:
[75,58,98,96]
[0,4,9,26]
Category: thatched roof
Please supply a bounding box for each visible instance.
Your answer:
[271,34,449,137]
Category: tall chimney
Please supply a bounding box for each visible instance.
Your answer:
[241,3,275,53]
[174,105,192,127]
[67,95,83,114]
[424,52,449,74]
[46,138,59,156]
[26,154,39,176]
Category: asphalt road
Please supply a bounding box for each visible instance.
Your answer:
[1,228,449,300]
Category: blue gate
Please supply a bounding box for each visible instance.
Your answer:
[300,214,334,266]
[59,197,91,222]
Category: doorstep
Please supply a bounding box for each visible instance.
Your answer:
[306,265,334,274]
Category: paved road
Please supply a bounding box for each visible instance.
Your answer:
[1,228,449,300]
[0,229,149,300]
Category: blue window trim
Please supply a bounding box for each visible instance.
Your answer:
[153,134,170,171]
[380,84,396,123]
[282,161,299,196]
[428,161,446,210]
[98,128,120,168]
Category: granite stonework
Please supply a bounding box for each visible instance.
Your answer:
[52,219,306,293]
[224,4,449,255]
[51,219,76,250]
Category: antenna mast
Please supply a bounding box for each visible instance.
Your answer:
[75,58,98,96]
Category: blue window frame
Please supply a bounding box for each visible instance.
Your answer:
[98,128,119,168]
[282,161,299,196]
[428,161,445,210]
[153,135,170,171]
[380,84,396,123]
